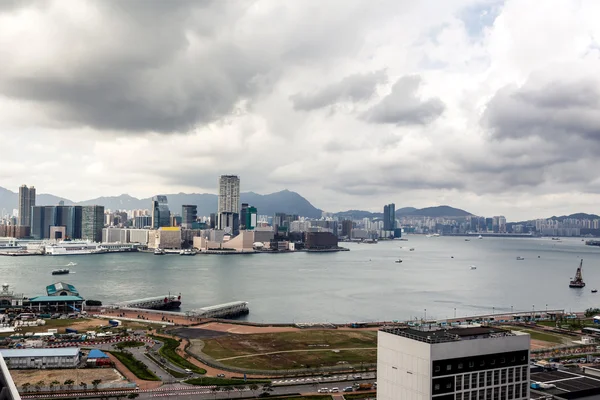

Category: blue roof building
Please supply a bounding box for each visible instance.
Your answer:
[87,349,109,359]
[46,282,79,297]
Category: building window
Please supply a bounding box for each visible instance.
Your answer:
[471,374,477,388]
[479,389,485,400]
[479,372,485,387]
[494,387,500,400]
[508,384,514,399]
[456,375,462,390]
[458,363,464,370]
[486,388,492,400]
[501,369,507,384]
[521,382,527,396]
[435,366,441,372]
[508,367,514,383]
[469,361,475,368]
[486,371,492,386]
[455,394,462,400]
[521,367,527,381]
[434,384,440,391]
[447,364,452,371]
[493,370,499,385]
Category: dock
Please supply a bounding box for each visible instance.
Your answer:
[187,301,249,318]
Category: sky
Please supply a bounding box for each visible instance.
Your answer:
[1,0,600,220]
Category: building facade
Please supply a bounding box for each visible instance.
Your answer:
[383,203,396,231]
[30,206,82,240]
[151,195,171,229]
[304,232,338,249]
[82,205,104,242]
[181,205,197,229]
[217,175,240,232]
[0,348,80,369]
[18,185,35,228]
[377,326,530,400]
[246,206,257,230]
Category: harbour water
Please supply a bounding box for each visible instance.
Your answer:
[2,236,600,323]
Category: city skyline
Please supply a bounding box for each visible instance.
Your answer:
[0,2,599,220]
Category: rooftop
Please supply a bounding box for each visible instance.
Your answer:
[0,347,79,358]
[380,326,517,344]
[531,369,600,399]
[46,282,79,296]
[28,295,83,302]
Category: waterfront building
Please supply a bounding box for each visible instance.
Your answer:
[0,348,80,369]
[151,195,171,229]
[383,203,396,233]
[341,219,353,237]
[148,227,181,249]
[217,175,240,233]
[377,326,530,400]
[30,205,82,240]
[0,225,29,239]
[18,184,35,228]
[82,205,104,242]
[181,205,197,229]
[133,215,152,229]
[304,231,338,249]
[0,352,20,400]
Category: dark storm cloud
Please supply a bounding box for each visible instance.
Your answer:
[362,75,445,125]
[483,75,600,141]
[290,70,387,111]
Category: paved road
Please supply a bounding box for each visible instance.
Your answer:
[217,347,376,361]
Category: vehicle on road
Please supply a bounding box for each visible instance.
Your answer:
[343,387,354,392]
[217,373,225,377]
[318,388,328,393]
[330,387,339,393]
[185,369,193,375]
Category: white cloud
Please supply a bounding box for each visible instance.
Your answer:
[1,0,600,220]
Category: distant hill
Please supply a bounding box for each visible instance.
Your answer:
[0,187,322,219]
[334,205,469,219]
[549,213,600,221]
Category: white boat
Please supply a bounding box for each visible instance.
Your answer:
[179,249,196,256]
[470,266,477,270]
[154,248,165,255]
[45,241,101,256]
[67,262,77,267]
[478,235,483,239]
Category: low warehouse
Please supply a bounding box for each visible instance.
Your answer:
[0,348,80,369]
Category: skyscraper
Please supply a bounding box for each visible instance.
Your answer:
[181,205,197,229]
[30,205,83,240]
[246,206,257,230]
[383,203,396,231]
[240,203,249,230]
[18,185,35,227]
[151,195,171,229]
[217,175,240,233]
[82,205,105,242]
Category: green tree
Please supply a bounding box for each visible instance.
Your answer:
[92,379,102,390]
[64,379,75,391]
[51,380,60,391]
[249,384,259,397]
[80,382,88,391]
[21,382,31,393]
[35,380,45,392]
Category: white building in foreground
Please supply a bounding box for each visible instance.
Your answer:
[377,326,530,400]
[0,348,80,369]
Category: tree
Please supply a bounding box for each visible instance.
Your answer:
[64,379,75,391]
[81,382,88,391]
[92,379,102,390]
[249,384,259,397]
[51,380,60,392]
[21,382,31,393]
[127,393,139,399]
[35,380,45,392]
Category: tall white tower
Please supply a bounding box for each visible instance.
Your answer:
[217,175,240,232]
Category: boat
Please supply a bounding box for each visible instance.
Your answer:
[478,235,483,239]
[45,241,103,256]
[154,248,165,255]
[465,239,470,242]
[552,237,560,241]
[395,259,403,263]
[516,257,525,261]
[409,248,415,251]
[592,289,598,293]
[51,268,70,275]
[67,262,77,267]
[470,266,477,270]
[179,249,196,256]
[569,259,586,288]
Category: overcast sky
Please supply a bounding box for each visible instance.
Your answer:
[1,0,599,220]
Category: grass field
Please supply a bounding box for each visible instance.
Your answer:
[202,330,377,360]
[108,351,160,381]
[115,341,146,349]
[150,335,206,374]
[506,327,565,344]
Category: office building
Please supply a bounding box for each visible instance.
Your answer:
[304,232,339,249]
[134,215,152,229]
[377,326,530,400]
[181,205,197,229]
[30,206,82,240]
[383,203,396,231]
[217,175,240,233]
[151,195,171,229]
[82,205,104,242]
[0,348,80,369]
[246,206,257,230]
[18,185,35,227]
[341,220,353,237]
[0,353,20,400]
[240,203,249,230]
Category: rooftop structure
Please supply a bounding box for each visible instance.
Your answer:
[46,282,79,296]
[0,347,80,369]
[531,368,600,399]
[380,326,517,344]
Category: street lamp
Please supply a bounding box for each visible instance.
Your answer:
[454,308,456,319]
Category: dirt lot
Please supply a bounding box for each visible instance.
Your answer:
[10,368,125,387]
[199,322,302,334]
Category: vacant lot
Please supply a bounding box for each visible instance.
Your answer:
[11,368,124,387]
[504,327,567,345]
[202,330,377,360]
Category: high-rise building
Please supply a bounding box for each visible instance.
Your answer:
[82,205,105,242]
[18,185,36,227]
[181,205,197,229]
[341,220,353,237]
[151,195,171,229]
[240,203,249,230]
[30,205,83,240]
[377,326,530,400]
[383,203,396,231]
[246,206,257,230]
[217,175,240,233]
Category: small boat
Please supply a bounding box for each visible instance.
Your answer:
[516,257,525,261]
[409,248,415,251]
[552,237,560,241]
[52,268,70,275]
[395,259,403,263]
[179,249,196,256]
[67,262,77,267]
[154,248,165,255]
[592,289,598,293]
[465,239,470,242]
[470,266,477,270]
[478,235,483,239]
[451,256,454,258]
[570,259,586,288]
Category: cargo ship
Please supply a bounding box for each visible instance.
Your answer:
[117,294,182,311]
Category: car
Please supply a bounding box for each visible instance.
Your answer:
[216,373,225,378]
[184,369,193,375]
[330,388,339,393]
[343,387,354,392]
[318,388,329,393]
[353,375,362,379]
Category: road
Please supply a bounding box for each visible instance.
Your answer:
[216,347,376,361]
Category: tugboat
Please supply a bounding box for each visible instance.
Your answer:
[569,259,586,288]
[592,289,598,294]
[51,268,70,275]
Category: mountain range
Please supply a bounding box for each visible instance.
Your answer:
[0,185,476,220]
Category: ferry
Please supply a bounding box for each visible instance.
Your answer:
[478,235,483,239]
[395,259,403,263]
[44,241,107,256]
[592,289,598,294]
[51,268,70,275]
[470,265,477,270]
[516,257,525,261]
[179,249,196,256]
[569,259,586,288]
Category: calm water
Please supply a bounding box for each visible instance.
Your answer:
[2,236,600,323]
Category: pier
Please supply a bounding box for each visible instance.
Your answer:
[187,301,249,318]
